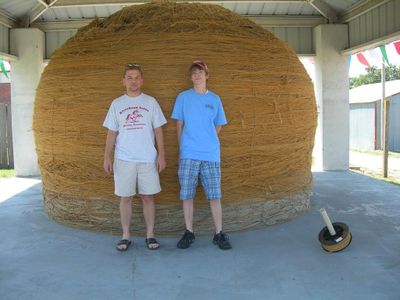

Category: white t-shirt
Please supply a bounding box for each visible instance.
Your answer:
[103,93,167,163]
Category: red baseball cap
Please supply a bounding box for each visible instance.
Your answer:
[189,60,208,73]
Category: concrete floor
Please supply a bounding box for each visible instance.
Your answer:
[0,171,399,300]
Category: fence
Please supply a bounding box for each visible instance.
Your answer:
[0,103,13,168]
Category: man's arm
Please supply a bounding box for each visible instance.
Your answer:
[176,120,183,145]
[215,125,222,135]
[103,130,117,175]
[154,126,166,173]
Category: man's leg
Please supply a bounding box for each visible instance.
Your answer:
[141,194,155,238]
[141,194,160,249]
[209,198,222,233]
[117,196,132,250]
[137,162,162,249]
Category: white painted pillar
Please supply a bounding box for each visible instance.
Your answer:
[10,28,44,176]
[313,24,349,171]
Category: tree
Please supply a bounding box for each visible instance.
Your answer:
[349,64,400,89]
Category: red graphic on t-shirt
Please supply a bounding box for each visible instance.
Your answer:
[125,109,143,124]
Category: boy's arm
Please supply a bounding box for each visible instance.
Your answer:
[154,126,166,173]
[215,125,222,135]
[176,120,183,145]
[103,129,117,175]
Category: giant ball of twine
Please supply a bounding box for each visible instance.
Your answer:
[34,2,317,235]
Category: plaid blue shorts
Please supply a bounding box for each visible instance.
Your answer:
[178,159,222,200]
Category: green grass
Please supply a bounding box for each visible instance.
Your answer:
[350,168,400,186]
[0,169,15,178]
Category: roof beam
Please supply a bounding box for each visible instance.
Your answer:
[341,31,400,56]
[307,0,337,23]
[248,15,326,27]
[52,0,307,8]
[32,19,90,31]
[0,9,17,28]
[32,14,325,31]
[22,0,58,27]
[339,0,391,23]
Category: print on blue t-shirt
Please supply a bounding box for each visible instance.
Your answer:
[171,89,227,162]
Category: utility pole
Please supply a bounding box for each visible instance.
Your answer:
[381,59,389,178]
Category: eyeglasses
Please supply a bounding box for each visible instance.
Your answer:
[124,63,142,75]
[126,63,141,68]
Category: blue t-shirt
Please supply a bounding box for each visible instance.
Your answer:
[171,88,227,162]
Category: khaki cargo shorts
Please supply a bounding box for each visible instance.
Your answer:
[113,159,161,197]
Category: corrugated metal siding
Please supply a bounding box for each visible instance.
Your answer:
[40,5,128,21]
[329,0,364,14]
[268,27,314,55]
[221,2,319,15]
[0,24,8,53]
[350,102,376,150]
[45,31,76,59]
[349,0,400,48]
[350,96,400,153]
[388,95,400,152]
[0,0,37,18]
[43,26,314,57]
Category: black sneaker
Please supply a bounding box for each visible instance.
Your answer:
[177,229,195,249]
[213,231,232,250]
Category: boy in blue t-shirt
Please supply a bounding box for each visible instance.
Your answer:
[171,60,232,250]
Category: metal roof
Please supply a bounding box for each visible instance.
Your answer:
[0,0,376,30]
[350,80,400,103]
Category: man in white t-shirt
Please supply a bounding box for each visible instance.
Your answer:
[103,63,167,251]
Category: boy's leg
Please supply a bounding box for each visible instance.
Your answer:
[177,199,195,249]
[199,161,223,232]
[177,159,199,249]
[200,161,231,249]
[210,197,232,250]
[178,159,200,231]
[209,199,222,233]
[183,199,194,232]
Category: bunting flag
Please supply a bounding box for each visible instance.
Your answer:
[379,45,389,64]
[348,55,352,64]
[367,48,382,67]
[353,41,400,70]
[356,52,371,68]
[0,59,8,79]
[394,41,400,55]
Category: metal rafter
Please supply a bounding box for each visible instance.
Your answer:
[32,14,326,31]
[52,0,308,8]
[307,0,337,23]
[22,0,59,27]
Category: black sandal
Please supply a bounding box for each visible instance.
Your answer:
[145,238,160,250]
[116,239,132,251]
